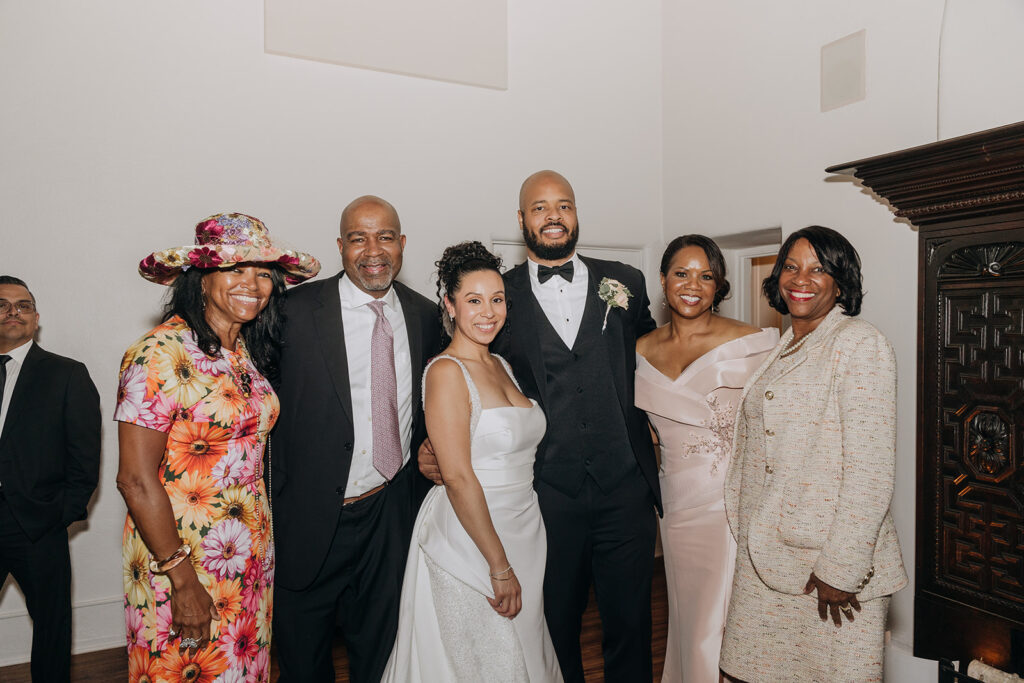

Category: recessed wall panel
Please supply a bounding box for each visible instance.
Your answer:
[820,29,866,112]
[265,0,507,89]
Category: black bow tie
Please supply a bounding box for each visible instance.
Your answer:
[537,261,574,284]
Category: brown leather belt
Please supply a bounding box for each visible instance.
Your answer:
[342,481,388,505]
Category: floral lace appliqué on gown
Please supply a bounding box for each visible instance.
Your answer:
[681,395,738,476]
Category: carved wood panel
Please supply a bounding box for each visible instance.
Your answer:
[935,284,1024,609]
[920,234,1024,664]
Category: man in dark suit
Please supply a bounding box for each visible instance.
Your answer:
[499,171,660,682]
[271,197,442,682]
[0,275,100,683]
[423,171,661,681]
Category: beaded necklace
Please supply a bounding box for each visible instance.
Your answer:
[779,333,808,358]
[228,340,275,574]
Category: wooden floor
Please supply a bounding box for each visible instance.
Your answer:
[0,558,667,682]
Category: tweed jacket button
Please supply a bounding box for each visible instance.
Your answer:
[765,390,774,400]
[765,463,774,474]
[765,428,775,436]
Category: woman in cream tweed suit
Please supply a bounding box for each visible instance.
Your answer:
[720,226,907,683]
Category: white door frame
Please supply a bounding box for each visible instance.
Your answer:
[722,245,781,324]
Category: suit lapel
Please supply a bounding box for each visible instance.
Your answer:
[311,274,354,426]
[0,343,43,445]
[737,307,847,403]
[580,256,628,414]
[738,339,785,405]
[507,264,548,401]
[395,282,426,416]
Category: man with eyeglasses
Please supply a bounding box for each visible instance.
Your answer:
[0,275,100,682]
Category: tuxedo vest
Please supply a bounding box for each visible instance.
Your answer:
[533,286,635,496]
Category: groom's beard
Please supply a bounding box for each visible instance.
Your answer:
[522,220,580,262]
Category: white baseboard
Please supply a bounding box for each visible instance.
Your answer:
[884,638,937,682]
[0,595,124,668]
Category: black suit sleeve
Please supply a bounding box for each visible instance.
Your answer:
[425,313,444,360]
[60,362,101,526]
[490,271,517,358]
[634,270,657,338]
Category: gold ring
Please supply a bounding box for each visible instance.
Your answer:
[840,606,853,615]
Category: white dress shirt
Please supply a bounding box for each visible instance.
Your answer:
[528,253,589,348]
[0,339,33,488]
[339,275,413,497]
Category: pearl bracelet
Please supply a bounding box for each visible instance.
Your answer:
[489,565,514,580]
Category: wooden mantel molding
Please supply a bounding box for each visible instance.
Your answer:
[827,121,1024,227]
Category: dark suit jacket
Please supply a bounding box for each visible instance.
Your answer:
[0,343,101,541]
[493,256,662,512]
[271,273,442,590]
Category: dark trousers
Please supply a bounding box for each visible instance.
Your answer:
[0,494,72,683]
[538,467,657,683]
[274,465,418,683]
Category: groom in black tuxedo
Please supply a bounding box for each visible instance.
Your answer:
[422,171,661,681]
[497,171,660,682]
[272,197,441,682]
[0,275,100,682]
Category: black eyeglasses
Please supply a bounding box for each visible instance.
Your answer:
[0,301,35,315]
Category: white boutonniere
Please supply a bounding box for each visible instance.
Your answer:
[598,277,631,332]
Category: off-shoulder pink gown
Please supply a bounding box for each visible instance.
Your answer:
[635,328,777,683]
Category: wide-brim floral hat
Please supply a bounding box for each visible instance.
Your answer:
[139,212,321,285]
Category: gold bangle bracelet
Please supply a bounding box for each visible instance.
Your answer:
[149,544,191,574]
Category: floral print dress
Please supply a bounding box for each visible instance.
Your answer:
[114,316,278,683]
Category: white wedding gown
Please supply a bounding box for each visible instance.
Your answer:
[382,355,563,683]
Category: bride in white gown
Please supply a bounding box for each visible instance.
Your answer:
[383,242,562,683]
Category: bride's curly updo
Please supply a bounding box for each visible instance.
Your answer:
[435,241,504,338]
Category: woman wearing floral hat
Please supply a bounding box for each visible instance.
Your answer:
[113,213,320,682]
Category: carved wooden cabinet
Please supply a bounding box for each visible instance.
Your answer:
[828,122,1024,670]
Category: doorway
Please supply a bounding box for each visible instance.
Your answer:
[714,228,784,333]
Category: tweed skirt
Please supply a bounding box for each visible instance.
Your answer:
[720,546,889,683]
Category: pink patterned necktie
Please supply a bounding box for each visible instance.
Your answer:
[368,300,402,480]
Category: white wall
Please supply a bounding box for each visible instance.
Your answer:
[0,0,664,664]
[662,1,1024,680]
[938,0,1024,139]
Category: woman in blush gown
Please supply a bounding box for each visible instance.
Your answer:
[635,235,777,683]
[383,242,561,683]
